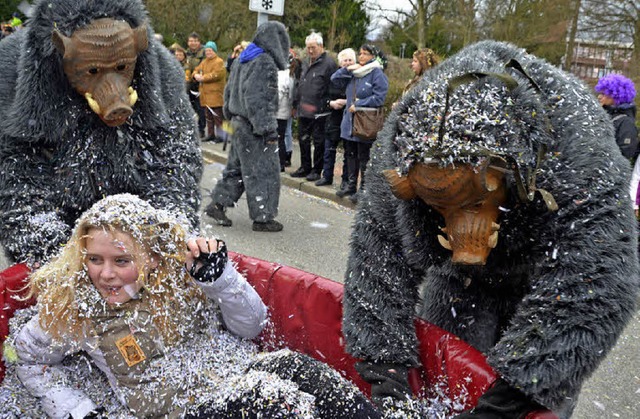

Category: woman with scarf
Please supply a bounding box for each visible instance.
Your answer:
[331,44,389,203]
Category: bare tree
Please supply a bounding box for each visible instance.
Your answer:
[564,0,582,70]
[581,0,640,77]
[367,0,441,49]
[479,0,573,64]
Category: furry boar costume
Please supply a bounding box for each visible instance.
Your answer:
[0,0,202,265]
[343,40,639,418]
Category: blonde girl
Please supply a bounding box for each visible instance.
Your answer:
[13,194,381,418]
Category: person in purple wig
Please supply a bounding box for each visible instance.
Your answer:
[595,73,638,160]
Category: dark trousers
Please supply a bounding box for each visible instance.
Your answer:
[203,106,223,138]
[189,90,206,136]
[344,140,373,190]
[299,116,327,175]
[277,119,289,170]
[185,351,381,419]
[322,133,347,184]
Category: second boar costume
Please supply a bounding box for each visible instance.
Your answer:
[343,41,639,418]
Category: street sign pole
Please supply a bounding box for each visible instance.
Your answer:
[249,0,284,28]
[257,12,268,27]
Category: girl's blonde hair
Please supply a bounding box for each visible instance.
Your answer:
[28,194,206,345]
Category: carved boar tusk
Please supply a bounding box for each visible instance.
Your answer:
[85,93,101,114]
[128,87,138,107]
[491,222,500,231]
[440,226,448,233]
[438,235,452,250]
[488,231,499,249]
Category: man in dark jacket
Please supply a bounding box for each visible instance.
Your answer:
[290,32,338,181]
[205,21,290,232]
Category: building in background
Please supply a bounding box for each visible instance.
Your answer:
[565,38,633,83]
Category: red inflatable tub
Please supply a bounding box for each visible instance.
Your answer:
[0,254,554,418]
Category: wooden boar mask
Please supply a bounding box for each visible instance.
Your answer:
[52,18,148,127]
[384,160,507,265]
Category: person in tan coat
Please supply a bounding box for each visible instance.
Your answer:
[193,41,226,142]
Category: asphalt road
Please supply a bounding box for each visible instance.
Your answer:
[199,159,640,419]
[199,161,356,282]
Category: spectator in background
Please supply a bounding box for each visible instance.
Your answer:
[193,41,227,143]
[172,45,192,93]
[315,48,357,188]
[186,32,207,138]
[283,51,303,167]
[226,40,249,73]
[276,51,297,172]
[291,32,338,181]
[331,44,389,203]
[595,73,638,161]
[403,47,440,94]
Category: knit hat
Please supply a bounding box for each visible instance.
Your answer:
[595,74,636,105]
[204,41,218,53]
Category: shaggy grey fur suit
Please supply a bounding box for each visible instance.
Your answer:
[343,40,640,417]
[211,22,290,223]
[0,0,202,266]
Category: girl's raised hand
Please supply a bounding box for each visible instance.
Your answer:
[186,237,228,282]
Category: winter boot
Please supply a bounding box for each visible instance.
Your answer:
[205,202,232,227]
[252,220,283,232]
[336,155,358,198]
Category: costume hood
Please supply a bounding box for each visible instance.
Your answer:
[252,21,289,71]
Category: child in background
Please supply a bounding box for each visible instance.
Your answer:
[11,194,380,418]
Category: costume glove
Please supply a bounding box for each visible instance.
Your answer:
[189,240,228,282]
[355,361,412,408]
[454,378,547,419]
[67,406,107,419]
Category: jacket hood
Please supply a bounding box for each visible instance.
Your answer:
[252,21,290,71]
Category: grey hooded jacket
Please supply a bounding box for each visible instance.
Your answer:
[223,21,290,138]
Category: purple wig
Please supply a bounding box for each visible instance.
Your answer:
[595,74,636,105]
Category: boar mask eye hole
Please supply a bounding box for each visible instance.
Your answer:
[116,64,126,71]
[88,68,98,75]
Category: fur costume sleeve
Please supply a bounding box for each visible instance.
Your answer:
[343,40,639,414]
[0,0,202,265]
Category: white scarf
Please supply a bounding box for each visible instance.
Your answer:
[352,60,382,78]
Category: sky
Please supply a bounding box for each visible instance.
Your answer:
[366,0,413,40]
